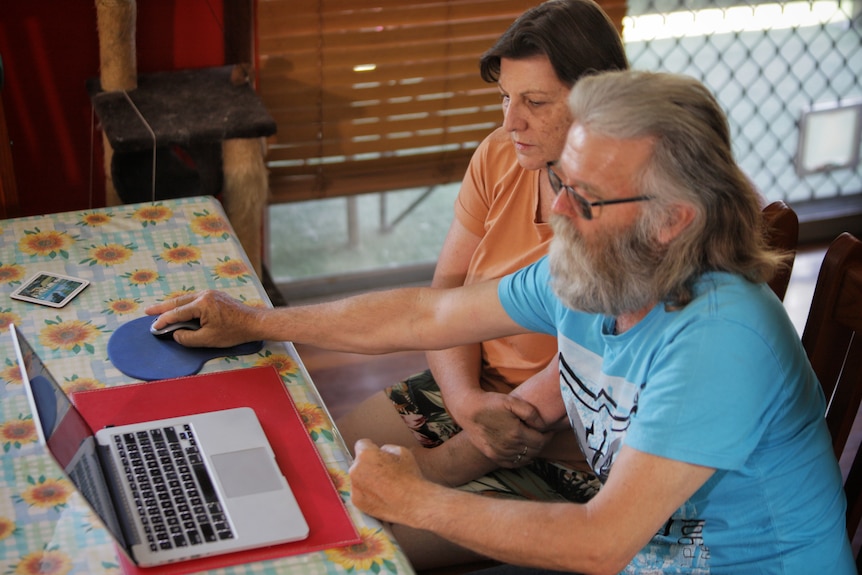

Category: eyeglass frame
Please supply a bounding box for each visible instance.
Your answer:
[546,162,652,220]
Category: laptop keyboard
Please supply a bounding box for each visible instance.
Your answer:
[113,424,234,552]
[69,452,102,509]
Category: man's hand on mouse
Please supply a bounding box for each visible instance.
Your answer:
[145,290,263,348]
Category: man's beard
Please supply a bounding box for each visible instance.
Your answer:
[548,214,666,317]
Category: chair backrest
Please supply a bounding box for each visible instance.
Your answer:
[762,200,799,301]
[800,232,862,553]
[802,232,862,458]
[844,437,862,570]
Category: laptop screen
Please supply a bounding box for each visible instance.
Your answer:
[11,325,127,544]
[12,325,94,460]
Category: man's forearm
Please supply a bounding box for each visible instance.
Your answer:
[271,280,521,354]
[259,288,434,354]
[389,476,611,573]
[151,279,523,355]
[349,441,702,575]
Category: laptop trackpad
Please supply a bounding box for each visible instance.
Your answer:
[211,448,284,497]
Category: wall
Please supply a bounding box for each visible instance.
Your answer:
[0,1,225,217]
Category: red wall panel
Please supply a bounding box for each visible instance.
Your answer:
[0,1,224,217]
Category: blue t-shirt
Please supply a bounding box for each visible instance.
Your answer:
[499,257,853,574]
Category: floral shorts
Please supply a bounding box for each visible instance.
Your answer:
[386,369,601,503]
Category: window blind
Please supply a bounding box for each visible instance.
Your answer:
[256,0,626,203]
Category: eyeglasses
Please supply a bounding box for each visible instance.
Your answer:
[546,162,652,220]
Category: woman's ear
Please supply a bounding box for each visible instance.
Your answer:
[657,203,697,245]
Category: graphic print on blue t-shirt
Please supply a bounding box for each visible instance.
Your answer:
[558,334,639,483]
[559,335,713,571]
[499,258,855,572]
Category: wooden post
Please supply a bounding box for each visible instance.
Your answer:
[222,137,268,278]
[95,0,137,206]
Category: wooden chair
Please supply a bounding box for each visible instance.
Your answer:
[800,232,862,563]
[762,200,799,301]
[846,439,862,570]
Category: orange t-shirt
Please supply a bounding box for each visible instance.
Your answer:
[453,127,556,392]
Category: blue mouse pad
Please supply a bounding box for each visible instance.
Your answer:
[108,316,263,381]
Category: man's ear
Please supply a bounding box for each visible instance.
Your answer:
[657,203,697,245]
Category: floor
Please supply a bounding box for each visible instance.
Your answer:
[267,184,459,283]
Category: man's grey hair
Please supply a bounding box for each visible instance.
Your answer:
[567,70,787,307]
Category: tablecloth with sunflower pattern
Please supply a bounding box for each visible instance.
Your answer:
[0,196,414,575]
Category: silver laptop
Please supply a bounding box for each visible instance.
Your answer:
[10,324,309,567]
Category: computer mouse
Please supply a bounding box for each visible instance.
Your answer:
[149,318,202,339]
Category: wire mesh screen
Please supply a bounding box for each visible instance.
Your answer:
[623,1,862,204]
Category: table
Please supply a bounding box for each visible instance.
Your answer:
[0,196,414,574]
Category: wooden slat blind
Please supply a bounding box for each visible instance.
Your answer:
[256,0,625,203]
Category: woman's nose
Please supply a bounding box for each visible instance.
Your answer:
[502,101,526,132]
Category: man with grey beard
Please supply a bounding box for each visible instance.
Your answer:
[148,71,853,574]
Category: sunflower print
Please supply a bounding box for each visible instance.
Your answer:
[0,516,16,541]
[156,243,202,266]
[80,242,136,267]
[9,547,73,575]
[212,256,251,284]
[328,468,351,500]
[18,228,74,260]
[2,357,22,384]
[77,211,113,227]
[0,308,23,331]
[15,476,74,512]
[1,416,37,451]
[130,203,173,227]
[120,268,161,286]
[0,262,26,285]
[62,375,105,393]
[254,350,299,378]
[190,210,231,239]
[102,297,143,315]
[324,527,398,573]
[39,318,105,354]
[297,402,334,442]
